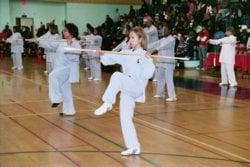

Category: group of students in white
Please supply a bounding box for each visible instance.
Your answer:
[4,20,238,155]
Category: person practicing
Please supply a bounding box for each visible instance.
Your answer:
[38,23,81,116]
[143,16,159,82]
[147,26,177,102]
[6,26,24,70]
[94,27,155,156]
[209,27,237,87]
[38,23,61,74]
[86,27,103,81]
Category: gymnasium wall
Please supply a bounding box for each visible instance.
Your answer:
[9,0,66,31]
[0,0,11,30]
[1,0,139,35]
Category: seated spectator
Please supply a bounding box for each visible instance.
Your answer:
[176,34,188,68]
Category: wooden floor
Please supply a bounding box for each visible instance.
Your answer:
[0,56,250,167]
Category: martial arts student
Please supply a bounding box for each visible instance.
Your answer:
[39,23,81,116]
[147,26,177,102]
[143,16,159,81]
[6,26,24,70]
[38,24,61,74]
[209,27,238,87]
[86,27,103,81]
[94,27,155,155]
[80,24,93,70]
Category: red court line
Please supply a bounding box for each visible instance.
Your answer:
[0,110,81,167]
[13,101,126,167]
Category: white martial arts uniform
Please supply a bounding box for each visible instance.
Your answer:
[39,38,81,115]
[144,25,159,45]
[100,48,155,150]
[86,34,103,80]
[112,37,130,52]
[6,32,24,70]
[209,35,237,86]
[39,31,61,73]
[148,35,176,99]
[80,35,90,70]
[144,25,159,81]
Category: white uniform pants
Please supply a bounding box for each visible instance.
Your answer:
[156,66,176,98]
[11,52,23,69]
[84,55,90,69]
[46,53,55,73]
[49,67,75,115]
[89,57,101,79]
[102,72,141,149]
[221,63,237,86]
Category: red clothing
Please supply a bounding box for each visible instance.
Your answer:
[198,29,210,47]
[2,29,12,39]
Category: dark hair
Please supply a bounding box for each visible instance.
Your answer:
[88,26,94,34]
[86,23,93,30]
[226,27,234,34]
[49,24,58,35]
[65,23,79,38]
[13,26,21,33]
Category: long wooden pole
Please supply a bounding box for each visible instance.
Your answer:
[65,47,190,61]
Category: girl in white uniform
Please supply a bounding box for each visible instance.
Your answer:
[39,23,81,116]
[209,27,237,87]
[80,32,90,70]
[6,26,24,70]
[143,18,159,82]
[38,24,60,74]
[94,27,155,156]
[147,26,177,102]
[86,27,103,81]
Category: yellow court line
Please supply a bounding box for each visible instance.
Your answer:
[1,69,249,163]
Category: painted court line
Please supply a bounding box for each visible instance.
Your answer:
[0,99,50,105]
[0,109,95,119]
[134,117,250,163]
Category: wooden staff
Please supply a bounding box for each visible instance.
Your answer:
[24,38,90,44]
[64,47,190,61]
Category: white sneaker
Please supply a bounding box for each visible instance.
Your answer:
[94,103,112,116]
[121,148,140,156]
[219,83,228,86]
[93,78,101,81]
[153,79,157,82]
[17,67,23,70]
[84,67,90,70]
[166,97,177,102]
[154,94,164,98]
[230,84,237,87]
[88,77,93,80]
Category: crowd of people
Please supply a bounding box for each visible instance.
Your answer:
[1,0,250,65]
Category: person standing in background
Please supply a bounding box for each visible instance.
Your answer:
[6,26,24,70]
[209,27,237,87]
[197,25,210,70]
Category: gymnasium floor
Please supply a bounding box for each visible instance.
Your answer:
[0,56,250,167]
